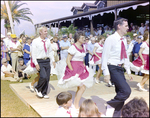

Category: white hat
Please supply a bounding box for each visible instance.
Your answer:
[137,35,143,40]
[1,34,5,38]
[49,37,53,41]
[7,32,11,35]
[133,33,137,37]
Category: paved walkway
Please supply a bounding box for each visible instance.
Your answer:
[9,74,149,117]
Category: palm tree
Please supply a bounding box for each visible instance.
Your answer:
[58,24,77,37]
[1,1,33,33]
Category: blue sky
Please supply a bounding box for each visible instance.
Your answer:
[1,1,94,37]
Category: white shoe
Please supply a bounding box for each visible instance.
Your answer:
[106,104,115,117]
[137,83,148,92]
[29,83,34,92]
[94,78,100,84]
[35,88,43,98]
[19,79,23,82]
[43,95,49,99]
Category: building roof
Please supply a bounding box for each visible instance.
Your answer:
[71,6,83,12]
[35,1,148,26]
[81,3,97,9]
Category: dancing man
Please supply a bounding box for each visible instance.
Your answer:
[101,17,133,117]
[32,26,55,99]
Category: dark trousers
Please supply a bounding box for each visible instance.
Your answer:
[107,65,131,117]
[35,58,50,96]
[84,53,89,66]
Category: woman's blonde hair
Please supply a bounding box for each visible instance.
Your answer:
[78,99,101,117]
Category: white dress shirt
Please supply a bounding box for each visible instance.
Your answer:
[101,32,131,76]
[55,104,78,117]
[3,37,11,50]
[127,42,134,57]
[9,40,21,52]
[31,36,54,65]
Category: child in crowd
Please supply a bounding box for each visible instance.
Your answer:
[78,99,105,117]
[55,92,78,117]
[1,58,20,81]
[122,97,149,117]
[17,58,28,81]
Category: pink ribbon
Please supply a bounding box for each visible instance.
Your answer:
[42,40,47,53]
[120,38,127,60]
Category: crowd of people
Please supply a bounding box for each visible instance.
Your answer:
[1,17,149,117]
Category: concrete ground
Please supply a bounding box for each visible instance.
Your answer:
[9,74,149,117]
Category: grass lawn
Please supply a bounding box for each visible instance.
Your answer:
[1,74,58,117]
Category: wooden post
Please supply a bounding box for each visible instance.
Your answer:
[90,20,94,35]
[115,8,117,20]
[58,21,60,32]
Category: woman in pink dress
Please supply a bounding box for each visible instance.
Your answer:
[57,31,95,109]
[130,31,149,91]
[89,35,105,83]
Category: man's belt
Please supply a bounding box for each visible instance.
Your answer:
[108,63,124,67]
[37,57,49,60]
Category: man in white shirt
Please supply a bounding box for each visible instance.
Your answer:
[9,34,21,71]
[3,32,12,64]
[59,35,71,60]
[139,23,145,35]
[68,33,74,45]
[101,17,133,117]
[32,26,55,99]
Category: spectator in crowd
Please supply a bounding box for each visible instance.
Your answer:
[21,36,27,48]
[122,97,149,117]
[68,33,74,45]
[94,29,99,36]
[1,33,5,39]
[144,22,149,32]
[3,32,11,50]
[88,37,96,73]
[98,27,103,36]
[132,35,143,75]
[135,25,140,35]
[18,34,25,43]
[131,25,136,33]
[139,23,145,35]
[3,32,12,64]
[55,92,77,117]
[126,35,134,62]
[104,27,109,34]
[84,37,90,66]
[128,22,133,32]
[53,36,61,60]
[108,27,113,34]
[23,37,32,65]
[1,40,8,63]
[17,58,28,82]
[49,37,58,75]
[87,29,91,37]
[59,35,71,59]
[78,99,104,117]
[104,24,109,30]
[9,34,21,71]
[131,33,138,45]
[1,58,20,81]
[85,29,89,37]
